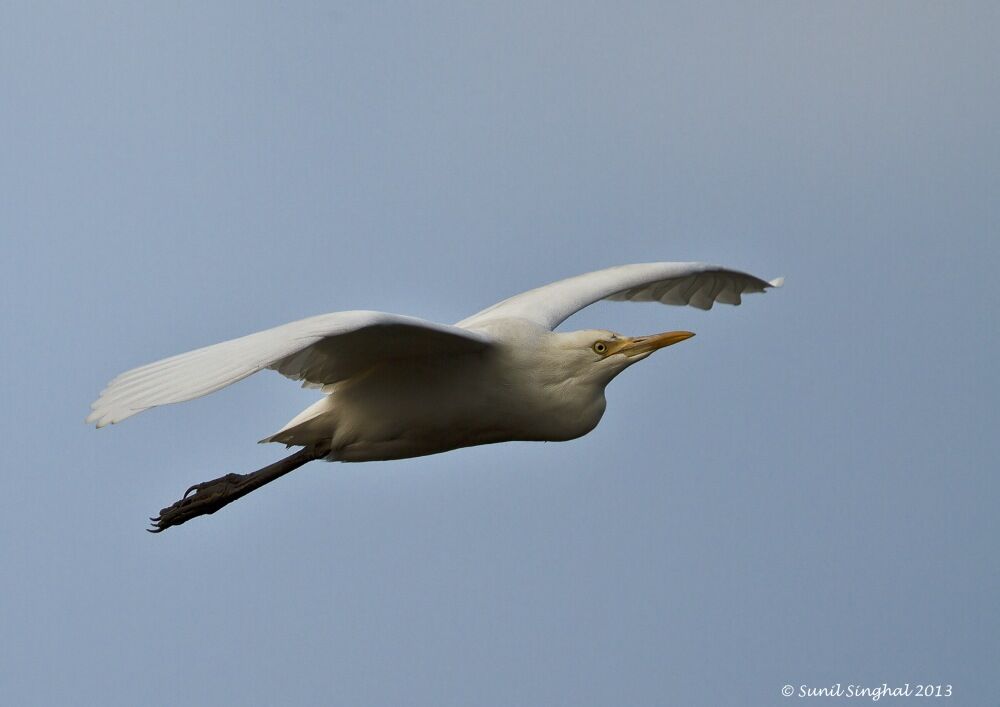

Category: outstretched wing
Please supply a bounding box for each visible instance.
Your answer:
[87,311,492,427]
[458,262,783,330]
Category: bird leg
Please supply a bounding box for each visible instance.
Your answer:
[148,446,326,533]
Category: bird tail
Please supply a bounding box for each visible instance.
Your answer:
[259,396,337,447]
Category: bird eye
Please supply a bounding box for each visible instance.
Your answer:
[593,341,607,354]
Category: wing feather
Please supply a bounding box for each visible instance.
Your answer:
[459,262,781,330]
[87,311,491,427]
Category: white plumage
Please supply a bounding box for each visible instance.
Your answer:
[87,312,491,428]
[87,261,781,530]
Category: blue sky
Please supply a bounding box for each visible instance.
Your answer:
[2,2,997,705]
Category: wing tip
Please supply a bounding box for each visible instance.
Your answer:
[768,276,785,288]
[86,402,139,428]
[86,411,113,428]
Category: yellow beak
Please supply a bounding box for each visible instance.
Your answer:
[616,330,695,357]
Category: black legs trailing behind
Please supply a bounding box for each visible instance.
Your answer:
[148,446,327,532]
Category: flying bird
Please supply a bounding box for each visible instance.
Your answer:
[87,262,782,531]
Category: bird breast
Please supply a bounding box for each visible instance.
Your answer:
[324,347,607,461]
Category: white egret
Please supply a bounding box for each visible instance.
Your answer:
[87,262,781,531]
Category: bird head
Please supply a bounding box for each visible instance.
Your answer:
[550,328,696,386]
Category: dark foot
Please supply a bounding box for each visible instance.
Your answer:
[148,472,251,532]
[147,447,323,533]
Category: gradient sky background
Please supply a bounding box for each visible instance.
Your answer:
[2,2,998,705]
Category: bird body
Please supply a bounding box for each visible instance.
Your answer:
[277,320,615,461]
[87,261,781,530]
